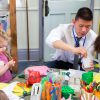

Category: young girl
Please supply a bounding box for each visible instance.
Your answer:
[0,90,9,100]
[0,29,15,82]
[94,34,100,53]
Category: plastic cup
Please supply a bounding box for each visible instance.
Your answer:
[82,58,92,69]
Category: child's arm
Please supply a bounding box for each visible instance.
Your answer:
[0,60,15,76]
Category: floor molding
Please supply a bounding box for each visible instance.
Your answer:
[18,49,40,61]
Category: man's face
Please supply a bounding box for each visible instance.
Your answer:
[73,18,92,37]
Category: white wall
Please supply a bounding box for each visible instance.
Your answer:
[16,0,40,61]
[93,0,100,61]
[16,0,39,49]
[93,0,100,34]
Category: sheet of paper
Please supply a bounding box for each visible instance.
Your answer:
[60,69,84,78]
[0,83,8,89]
[24,66,50,76]
[2,81,24,100]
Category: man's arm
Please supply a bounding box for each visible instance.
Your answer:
[46,24,87,57]
[53,40,87,57]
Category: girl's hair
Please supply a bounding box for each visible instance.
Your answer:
[94,34,100,53]
[0,90,9,100]
[0,29,10,42]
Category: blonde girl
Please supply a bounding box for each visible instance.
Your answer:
[0,29,15,82]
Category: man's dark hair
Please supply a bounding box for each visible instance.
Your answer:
[75,7,93,21]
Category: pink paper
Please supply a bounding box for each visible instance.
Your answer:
[24,66,50,76]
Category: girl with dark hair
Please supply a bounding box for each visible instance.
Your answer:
[94,34,100,53]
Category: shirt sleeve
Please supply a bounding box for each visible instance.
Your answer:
[45,24,65,48]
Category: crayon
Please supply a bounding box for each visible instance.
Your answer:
[46,82,52,100]
[41,83,46,100]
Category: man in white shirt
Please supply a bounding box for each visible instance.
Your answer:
[45,7,97,70]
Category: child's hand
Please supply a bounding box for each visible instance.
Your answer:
[7,59,15,68]
[0,47,6,52]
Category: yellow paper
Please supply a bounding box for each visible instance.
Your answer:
[0,83,8,89]
[94,73,100,83]
[13,83,31,96]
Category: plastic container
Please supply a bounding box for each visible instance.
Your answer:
[82,57,92,69]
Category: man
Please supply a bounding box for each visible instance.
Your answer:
[45,7,97,70]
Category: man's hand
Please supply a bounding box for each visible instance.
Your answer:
[52,40,87,58]
[73,47,87,57]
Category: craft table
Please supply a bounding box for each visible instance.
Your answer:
[11,76,30,100]
[11,68,82,100]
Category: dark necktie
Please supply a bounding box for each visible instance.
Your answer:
[73,37,81,70]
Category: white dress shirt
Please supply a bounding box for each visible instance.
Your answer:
[46,23,97,64]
